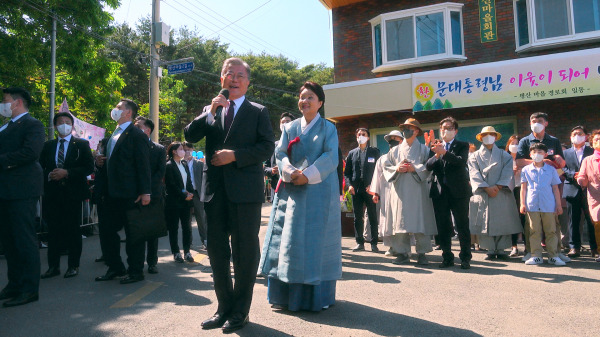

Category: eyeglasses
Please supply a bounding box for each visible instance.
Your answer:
[223,72,247,80]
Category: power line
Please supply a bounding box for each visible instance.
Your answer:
[181,0,302,63]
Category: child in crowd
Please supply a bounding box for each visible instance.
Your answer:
[520,143,565,266]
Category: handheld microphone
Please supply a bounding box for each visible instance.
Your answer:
[215,88,229,118]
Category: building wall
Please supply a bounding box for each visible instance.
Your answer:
[332,0,600,83]
[335,95,600,156]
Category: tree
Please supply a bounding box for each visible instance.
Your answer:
[0,0,124,131]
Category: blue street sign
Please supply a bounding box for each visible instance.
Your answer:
[167,62,194,75]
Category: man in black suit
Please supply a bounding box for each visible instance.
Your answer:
[183,142,208,250]
[563,125,596,257]
[264,112,294,201]
[427,117,472,269]
[344,128,381,252]
[39,112,94,279]
[0,87,45,307]
[134,116,166,274]
[184,57,274,333]
[95,99,151,284]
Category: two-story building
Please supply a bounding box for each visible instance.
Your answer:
[319,0,600,154]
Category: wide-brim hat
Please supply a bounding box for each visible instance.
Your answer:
[398,118,423,136]
[384,130,403,142]
[476,126,502,142]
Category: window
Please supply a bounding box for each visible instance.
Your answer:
[370,3,466,73]
[514,0,600,52]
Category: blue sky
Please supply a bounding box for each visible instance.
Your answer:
[109,0,334,67]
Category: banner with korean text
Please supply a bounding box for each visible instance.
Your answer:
[59,98,106,151]
[412,48,600,112]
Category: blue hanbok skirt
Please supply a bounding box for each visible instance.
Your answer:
[267,278,336,312]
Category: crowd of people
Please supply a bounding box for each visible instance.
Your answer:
[342,112,600,270]
[1,56,599,335]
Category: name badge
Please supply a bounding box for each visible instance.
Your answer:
[368,157,375,163]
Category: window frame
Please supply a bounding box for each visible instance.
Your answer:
[513,0,600,52]
[369,2,466,73]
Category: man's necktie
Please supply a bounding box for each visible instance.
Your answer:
[224,100,234,133]
[57,139,66,168]
[445,142,450,152]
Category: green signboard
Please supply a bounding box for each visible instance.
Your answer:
[479,0,497,43]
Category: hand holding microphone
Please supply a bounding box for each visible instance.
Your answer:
[211,88,229,117]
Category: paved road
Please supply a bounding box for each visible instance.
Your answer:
[1,203,599,336]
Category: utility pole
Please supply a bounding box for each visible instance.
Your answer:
[49,12,57,140]
[149,0,160,143]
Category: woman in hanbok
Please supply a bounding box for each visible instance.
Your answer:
[382,118,437,265]
[259,82,341,312]
[468,127,522,260]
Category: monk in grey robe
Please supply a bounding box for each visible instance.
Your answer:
[468,126,522,259]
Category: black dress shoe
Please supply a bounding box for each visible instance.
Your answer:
[95,269,127,281]
[120,274,144,284]
[201,313,228,330]
[460,260,471,269]
[0,288,19,301]
[222,313,249,333]
[3,292,38,307]
[64,267,79,278]
[41,267,60,279]
[95,256,105,263]
[439,260,454,268]
[148,265,158,274]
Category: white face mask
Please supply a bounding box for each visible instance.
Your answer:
[531,123,545,134]
[441,130,456,142]
[176,149,185,158]
[56,123,72,136]
[482,135,496,145]
[571,135,586,145]
[0,102,13,117]
[509,144,518,154]
[531,153,545,163]
[111,109,123,122]
[357,135,368,145]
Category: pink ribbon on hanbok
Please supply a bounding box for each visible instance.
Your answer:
[275,136,301,193]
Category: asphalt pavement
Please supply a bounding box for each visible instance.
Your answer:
[1,203,599,337]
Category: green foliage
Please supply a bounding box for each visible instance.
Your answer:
[0,0,122,132]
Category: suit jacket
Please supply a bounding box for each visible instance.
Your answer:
[149,141,166,200]
[264,140,279,189]
[426,139,472,199]
[563,145,594,199]
[104,123,151,199]
[39,137,94,202]
[0,113,45,200]
[183,98,275,203]
[344,146,381,190]
[164,159,194,209]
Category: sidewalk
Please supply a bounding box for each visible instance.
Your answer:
[1,203,599,336]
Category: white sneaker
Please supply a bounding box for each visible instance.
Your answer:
[521,252,532,262]
[548,256,566,266]
[525,256,543,265]
[557,253,571,263]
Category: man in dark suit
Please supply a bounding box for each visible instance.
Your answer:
[563,125,596,257]
[94,99,151,284]
[134,116,166,274]
[264,112,294,201]
[184,57,274,333]
[427,117,472,269]
[183,142,208,249]
[0,87,45,307]
[39,112,94,279]
[344,128,381,252]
